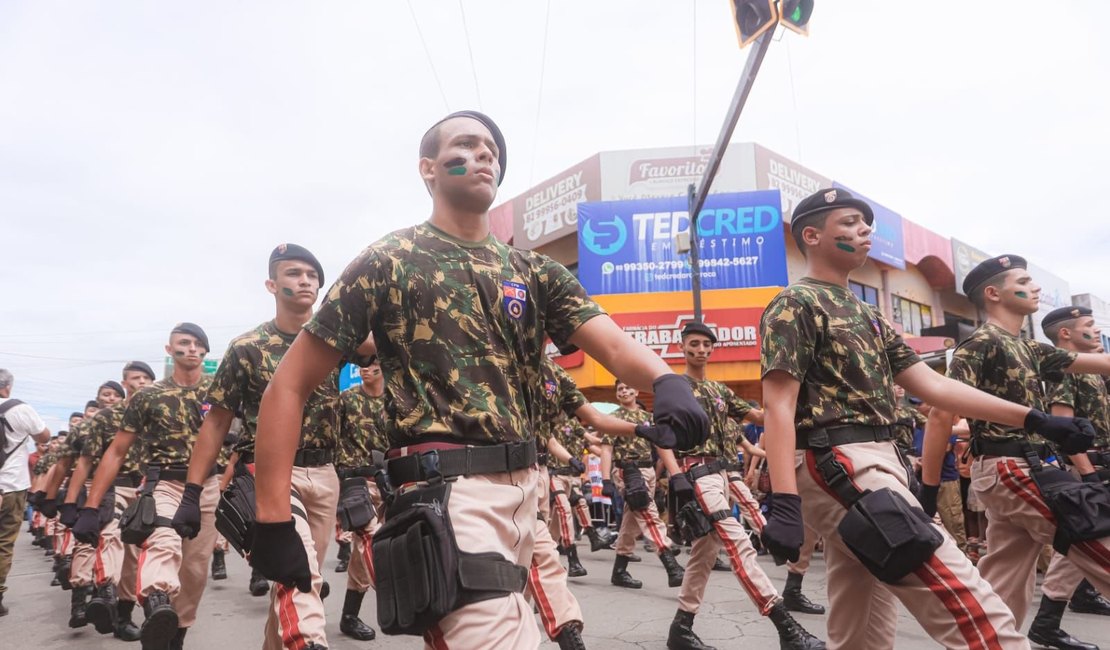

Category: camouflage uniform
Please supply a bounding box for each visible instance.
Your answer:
[893,404,926,457]
[306,222,603,649]
[207,320,342,650]
[763,278,1026,649]
[950,324,1110,623]
[337,386,388,596]
[60,417,99,586]
[676,376,781,617]
[610,406,673,556]
[120,376,219,629]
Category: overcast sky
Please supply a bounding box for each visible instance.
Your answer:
[3,1,1108,432]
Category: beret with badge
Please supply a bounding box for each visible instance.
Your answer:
[962,254,1027,297]
[425,110,508,185]
[170,322,210,353]
[1041,305,1093,331]
[790,187,874,235]
[269,243,325,287]
[681,321,718,344]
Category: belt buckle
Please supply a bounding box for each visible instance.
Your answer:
[506,441,527,470]
[419,450,442,481]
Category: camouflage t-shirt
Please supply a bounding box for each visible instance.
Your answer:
[682,376,752,460]
[337,387,390,468]
[207,320,341,453]
[761,278,921,434]
[893,404,926,452]
[549,416,588,467]
[81,403,144,478]
[609,406,653,463]
[947,323,1076,443]
[32,449,57,475]
[121,376,212,466]
[305,222,604,446]
[1047,373,1110,449]
[536,359,589,444]
[57,417,94,462]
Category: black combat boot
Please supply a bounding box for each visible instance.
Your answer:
[86,582,119,634]
[566,545,587,577]
[584,526,613,552]
[141,589,179,650]
[659,549,685,588]
[210,549,227,580]
[1028,596,1099,650]
[556,622,587,649]
[68,584,91,628]
[339,589,376,641]
[782,571,825,615]
[115,599,142,641]
[768,601,826,649]
[335,540,351,573]
[249,568,270,596]
[1069,579,1110,616]
[320,581,330,600]
[168,627,187,650]
[667,609,716,650]
[55,554,73,590]
[0,593,7,617]
[50,556,61,587]
[610,555,642,589]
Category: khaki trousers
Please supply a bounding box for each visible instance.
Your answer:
[262,465,339,650]
[614,467,671,555]
[0,489,27,594]
[973,455,1110,627]
[96,485,141,600]
[424,467,541,650]
[345,479,382,594]
[1041,552,1085,601]
[678,469,779,616]
[137,476,219,627]
[937,479,968,552]
[787,521,820,575]
[536,466,551,522]
[799,442,1026,650]
[548,474,591,547]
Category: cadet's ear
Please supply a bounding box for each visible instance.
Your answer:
[801,224,822,248]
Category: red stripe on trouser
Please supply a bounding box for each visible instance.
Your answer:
[334,520,342,543]
[804,450,862,508]
[529,560,559,639]
[1076,540,1110,571]
[357,530,375,586]
[693,479,773,614]
[277,585,307,650]
[426,624,450,649]
[94,543,107,586]
[913,555,1002,650]
[998,461,1055,522]
[135,545,147,602]
[729,481,766,531]
[635,509,668,551]
[552,479,572,545]
[573,500,591,528]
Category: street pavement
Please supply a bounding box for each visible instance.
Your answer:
[4,527,1106,648]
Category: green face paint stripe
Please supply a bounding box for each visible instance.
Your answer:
[444,157,467,175]
[448,167,467,176]
[835,242,856,253]
[1015,291,1028,298]
[281,287,295,297]
[1082,333,1094,340]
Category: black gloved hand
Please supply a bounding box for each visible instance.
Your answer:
[635,423,677,449]
[568,457,586,475]
[601,479,617,500]
[29,490,46,511]
[1025,409,1095,455]
[761,493,804,565]
[249,520,312,593]
[71,507,102,546]
[171,482,203,540]
[59,502,79,528]
[668,472,694,502]
[916,483,940,518]
[651,375,709,451]
[39,499,58,519]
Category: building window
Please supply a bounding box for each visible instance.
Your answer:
[893,296,932,335]
[849,281,879,307]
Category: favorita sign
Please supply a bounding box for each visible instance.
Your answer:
[610,307,764,364]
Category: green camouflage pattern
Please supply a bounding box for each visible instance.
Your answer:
[55,416,93,462]
[32,447,59,475]
[207,320,341,453]
[948,323,1076,442]
[609,406,653,463]
[337,386,390,468]
[681,376,752,460]
[893,404,926,452]
[305,222,604,446]
[761,278,921,434]
[549,415,588,467]
[536,358,588,443]
[81,403,144,478]
[120,376,212,466]
[1046,373,1110,448]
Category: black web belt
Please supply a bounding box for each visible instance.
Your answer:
[336,465,380,480]
[386,439,537,485]
[149,464,217,482]
[620,459,654,470]
[686,459,727,482]
[797,424,895,450]
[970,438,1049,460]
[549,465,582,476]
[239,447,335,468]
[114,474,143,488]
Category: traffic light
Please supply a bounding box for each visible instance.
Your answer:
[779,0,814,36]
[729,0,778,49]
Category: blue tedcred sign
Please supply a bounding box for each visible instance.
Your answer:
[832,183,905,270]
[576,190,789,295]
[338,363,362,391]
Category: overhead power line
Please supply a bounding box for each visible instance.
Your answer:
[457,0,483,110]
[407,0,451,112]
[529,0,553,186]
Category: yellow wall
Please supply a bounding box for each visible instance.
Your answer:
[888,263,938,310]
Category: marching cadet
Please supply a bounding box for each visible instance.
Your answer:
[924,259,1110,650]
[761,189,1057,649]
[249,110,707,650]
[174,244,342,650]
[77,323,218,650]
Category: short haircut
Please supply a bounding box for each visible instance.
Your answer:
[1043,318,1078,344]
[0,368,12,390]
[419,123,442,161]
[85,399,99,410]
[791,212,830,257]
[968,274,1008,310]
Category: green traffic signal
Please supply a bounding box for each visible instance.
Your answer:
[779,0,814,35]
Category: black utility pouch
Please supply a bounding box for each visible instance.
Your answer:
[1029,465,1110,554]
[215,472,257,556]
[838,487,942,584]
[675,500,715,543]
[337,477,375,532]
[97,487,116,528]
[119,492,158,545]
[622,465,651,511]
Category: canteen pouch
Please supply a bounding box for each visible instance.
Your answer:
[215,473,257,556]
[674,499,715,543]
[837,487,943,584]
[337,477,375,532]
[621,465,651,511]
[1029,465,1110,555]
[119,492,158,545]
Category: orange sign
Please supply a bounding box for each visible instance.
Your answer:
[610,307,764,364]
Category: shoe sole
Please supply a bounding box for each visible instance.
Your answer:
[86,599,117,634]
[568,570,588,578]
[141,608,179,650]
[611,582,643,589]
[1068,605,1110,616]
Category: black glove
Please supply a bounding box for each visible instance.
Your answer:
[601,479,617,500]
[71,507,102,546]
[568,457,586,475]
[761,493,804,565]
[635,423,677,449]
[916,483,939,518]
[29,490,46,511]
[669,472,694,502]
[1081,472,1102,484]
[651,375,709,451]
[171,483,204,540]
[250,520,312,593]
[59,502,79,528]
[1025,409,1095,455]
[39,499,58,519]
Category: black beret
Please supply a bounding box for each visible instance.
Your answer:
[427,110,508,185]
[1041,306,1093,331]
[69,412,83,420]
[122,360,156,381]
[962,254,1027,297]
[84,400,99,410]
[269,243,325,287]
[790,187,875,235]
[681,321,718,344]
[98,380,125,399]
[170,322,210,352]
